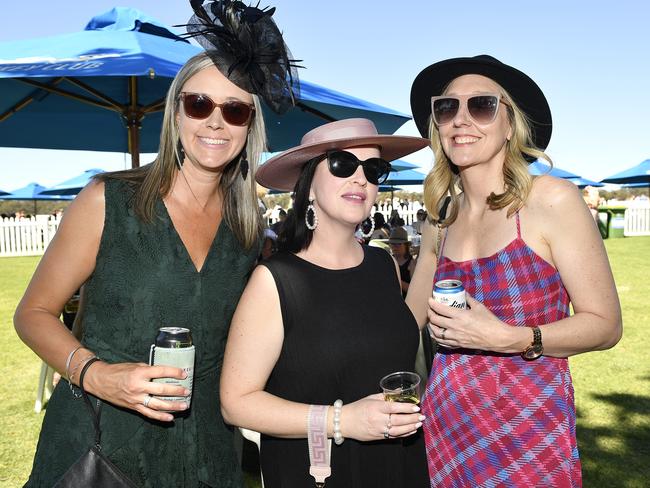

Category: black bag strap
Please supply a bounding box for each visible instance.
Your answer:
[78,357,103,448]
[422,195,452,377]
[439,196,451,224]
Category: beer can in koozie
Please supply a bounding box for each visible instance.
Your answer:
[433,279,466,309]
[149,327,195,408]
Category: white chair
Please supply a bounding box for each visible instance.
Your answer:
[239,427,264,487]
[34,362,54,413]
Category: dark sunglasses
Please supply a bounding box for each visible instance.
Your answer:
[326,150,391,185]
[431,93,509,126]
[179,92,255,126]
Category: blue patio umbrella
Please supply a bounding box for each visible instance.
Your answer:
[40,168,105,196]
[0,182,73,201]
[384,169,428,186]
[378,185,404,192]
[566,177,604,188]
[600,159,650,186]
[390,160,418,172]
[619,182,650,188]
[0,182,73,214]
[381,168,427,202]
[529,160,580,179]
[0,8,410,168]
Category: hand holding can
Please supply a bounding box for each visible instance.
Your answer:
[149,327,195,410]
[433,279,466,309]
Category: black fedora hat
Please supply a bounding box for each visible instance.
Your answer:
[410,55,552,152]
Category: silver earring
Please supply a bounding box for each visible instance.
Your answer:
[305,200,318,230]
[361,215,375,238]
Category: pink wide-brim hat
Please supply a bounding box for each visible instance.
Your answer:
[256,118,430,192]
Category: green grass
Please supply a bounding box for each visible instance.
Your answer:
[2,238,649,487]
[0,257,47,487]
[571,237,650,487]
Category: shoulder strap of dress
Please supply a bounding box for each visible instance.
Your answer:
[438,227,448,258]
[515,211,521,239]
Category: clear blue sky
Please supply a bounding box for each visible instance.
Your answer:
[1,0,649,190]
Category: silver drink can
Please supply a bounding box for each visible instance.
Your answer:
[149,327,195,408]
[433,279,466,309]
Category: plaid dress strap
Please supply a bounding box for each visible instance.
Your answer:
[423,212,581,487]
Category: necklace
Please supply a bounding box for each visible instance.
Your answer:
[178,165,211,211]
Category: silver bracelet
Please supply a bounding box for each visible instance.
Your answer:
[64,345,83,382]
[333,399,344,445]
[68,354,97,398]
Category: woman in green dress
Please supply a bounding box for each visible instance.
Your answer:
[14,2,298,486]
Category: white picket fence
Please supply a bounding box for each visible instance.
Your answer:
[266,200,426,226]
[625,207,650,236]
[373,201,425,226]
[0,216,61,257]
[3,204,649,258]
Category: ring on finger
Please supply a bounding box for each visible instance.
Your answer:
[383,425,390,439]
[143,394,152,408]
[441,327,447,341]
[387,413,392,430]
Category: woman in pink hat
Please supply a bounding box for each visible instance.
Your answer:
[220,118,430,487]
[407,55,622,487]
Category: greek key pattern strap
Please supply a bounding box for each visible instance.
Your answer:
[308,404,331,487]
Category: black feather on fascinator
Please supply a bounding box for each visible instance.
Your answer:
[180,0,301,114]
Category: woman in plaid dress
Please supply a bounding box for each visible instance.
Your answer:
[406,55,622,487]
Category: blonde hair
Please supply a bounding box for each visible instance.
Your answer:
[98,52,266,250]
[423,82,552,226]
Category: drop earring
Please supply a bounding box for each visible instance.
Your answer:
[176,141,185,169]
[305,199,318,230]
[360,215,375,238]
[240,143,249,180]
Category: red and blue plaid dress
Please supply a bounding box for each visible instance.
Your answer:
[423,213,581,487]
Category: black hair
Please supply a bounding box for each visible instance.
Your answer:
[277,156,324,253]
[373,212,386,228]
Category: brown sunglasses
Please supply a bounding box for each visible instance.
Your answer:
[179,92,255,126]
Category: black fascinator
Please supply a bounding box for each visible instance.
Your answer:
[181,0,301,114]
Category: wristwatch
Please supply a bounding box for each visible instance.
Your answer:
[521,326,543,360]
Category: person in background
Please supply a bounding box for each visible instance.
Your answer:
[220,118,430,487]
[370,211,390,239]
[388,226,416,296]
[407,54,622,487]
[14,2,299,486]
[582,186,601,223]
[388,208,401,227]
[260,228,278,260]
[270,207,287,234]
[412,208,427,234]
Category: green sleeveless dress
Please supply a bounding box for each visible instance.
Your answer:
[26,179,259,487]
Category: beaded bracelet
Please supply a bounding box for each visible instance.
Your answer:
[333,399,344,445]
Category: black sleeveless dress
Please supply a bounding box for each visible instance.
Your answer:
[26,179,258,487]
[260,247,429,488]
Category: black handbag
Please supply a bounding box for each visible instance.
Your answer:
[54,357,139,488]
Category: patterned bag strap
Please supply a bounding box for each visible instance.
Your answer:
[308,404,331,487]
